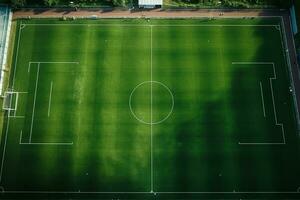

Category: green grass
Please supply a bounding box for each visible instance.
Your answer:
[0,18,300,199]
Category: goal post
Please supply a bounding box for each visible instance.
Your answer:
[2,90,18,112]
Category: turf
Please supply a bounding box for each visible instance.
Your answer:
[0,18,300,199]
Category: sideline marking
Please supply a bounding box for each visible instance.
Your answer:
[24,24,278,27]
[0,190,299,194]
[150,25,153,193]
[232,62,286,145]
[260,81,266,117]
[48,81,53,117]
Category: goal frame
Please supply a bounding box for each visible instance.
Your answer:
[2,89,18,112]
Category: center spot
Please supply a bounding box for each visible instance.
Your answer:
[129,81,174,125]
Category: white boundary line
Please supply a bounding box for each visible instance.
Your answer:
[260,81,266,117]
[1,18,299,195]
[155,191,299,194]
[232,62,286,145]
[2,191,151,193]
[0,190,299,194]
[23,24,278,27]
[48,81,53,117]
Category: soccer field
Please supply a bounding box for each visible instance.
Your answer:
[0,18,300,199]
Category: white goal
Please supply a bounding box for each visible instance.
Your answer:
[2,89,18,113]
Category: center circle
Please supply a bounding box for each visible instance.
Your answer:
[129,81,174,125]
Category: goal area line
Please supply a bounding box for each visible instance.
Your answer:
[19,130,73,146]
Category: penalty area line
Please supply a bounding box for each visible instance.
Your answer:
[260,81,266,117]
[232,62,286,145]
[48,81,53,117]
[19,130,73,145]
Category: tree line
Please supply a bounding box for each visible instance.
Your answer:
[0,0,293,8]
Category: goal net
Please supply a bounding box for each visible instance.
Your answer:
[2,90,18,112]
